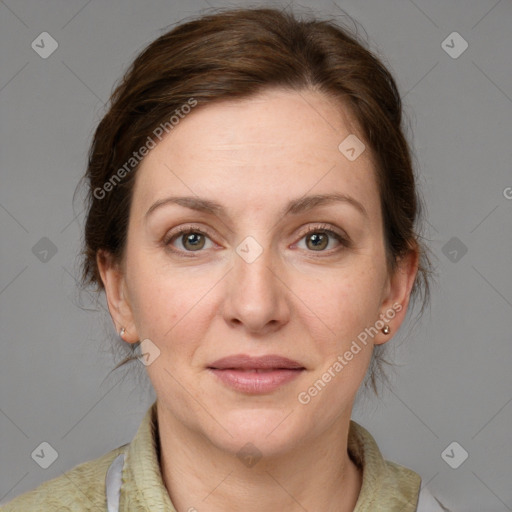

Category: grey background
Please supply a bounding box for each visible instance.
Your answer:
[1,0,511,510]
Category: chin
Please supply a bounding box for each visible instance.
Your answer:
[205,407,307,458]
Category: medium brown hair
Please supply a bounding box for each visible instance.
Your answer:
[78,6,434,392]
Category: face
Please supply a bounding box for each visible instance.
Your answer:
[99,88,417,456]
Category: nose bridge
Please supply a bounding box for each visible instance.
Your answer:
[223,234,289,331]
[234,234,280,301]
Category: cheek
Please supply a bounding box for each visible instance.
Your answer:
[295,273,378,405]
[127,262,216,352]
[294,267,383,346]
[128,277,177,339]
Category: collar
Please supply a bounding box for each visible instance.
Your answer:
[118,401,175,511]
[347,420,421,511]
[116,401,420,511]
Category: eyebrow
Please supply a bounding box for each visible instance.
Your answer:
[144,192,368,221]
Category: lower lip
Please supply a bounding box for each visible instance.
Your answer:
[208,368,304,394]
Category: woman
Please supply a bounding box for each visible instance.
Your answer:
[2,7,447,512]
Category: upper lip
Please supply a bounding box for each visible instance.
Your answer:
[208,354,305,370]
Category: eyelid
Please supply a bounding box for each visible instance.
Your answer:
[164,223,213,239]
[293,223,351,252]
[295,222,349,241]
[162,224,217,250]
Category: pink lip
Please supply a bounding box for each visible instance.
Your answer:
[207,354,305,394]
[208,354,304,370]
[208,368,304,394]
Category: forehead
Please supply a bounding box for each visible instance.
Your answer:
[133,88,381,225]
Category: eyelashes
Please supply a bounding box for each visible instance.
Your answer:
[294,224,351,253]
[163,225,216,255]
[163,223,351,258]
[164,227,215,252]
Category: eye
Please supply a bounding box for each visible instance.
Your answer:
[295,224,350,253]
[163,223,350,257]
[164,226,215,254]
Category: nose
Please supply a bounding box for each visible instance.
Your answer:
[221,241,291,335]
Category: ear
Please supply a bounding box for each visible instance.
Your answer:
[374,244,419,345]
[96,249,139,344]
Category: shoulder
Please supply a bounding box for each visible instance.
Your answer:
[1,444,127,512]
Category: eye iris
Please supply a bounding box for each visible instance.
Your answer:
[183,232,205,251]
[307,232,328,251]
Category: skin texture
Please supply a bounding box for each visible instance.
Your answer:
[98,88,418,512]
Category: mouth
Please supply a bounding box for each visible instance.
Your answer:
[207,354,305,394]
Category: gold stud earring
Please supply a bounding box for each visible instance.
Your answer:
[381,325,390,335]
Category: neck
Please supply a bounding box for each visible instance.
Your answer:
[156,405,362,512]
